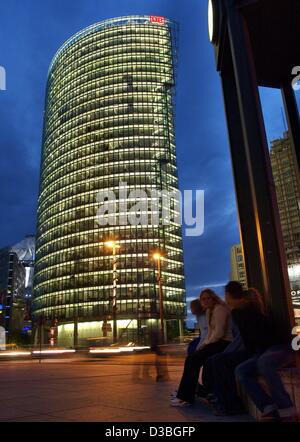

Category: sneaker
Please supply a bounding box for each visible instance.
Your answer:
[260,405,280,422]
[170,398,191,407]
[262,404,277,416]
[170,390,178,398]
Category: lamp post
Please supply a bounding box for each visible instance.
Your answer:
[105,241,120,344]
[153,157,170,250]
[70,255,80,349]
[152,251,165,345]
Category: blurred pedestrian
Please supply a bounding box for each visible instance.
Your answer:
[151,327,170,382]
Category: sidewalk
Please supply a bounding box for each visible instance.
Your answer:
[0,356,254,422]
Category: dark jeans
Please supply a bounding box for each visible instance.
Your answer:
[203,350,251,413]
[187,337,201,356]
[177,340,230,404]
[235,345,294,412]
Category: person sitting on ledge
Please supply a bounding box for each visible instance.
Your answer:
[201,283,268,416]
[198,281,247,409]
[170,289,233,407]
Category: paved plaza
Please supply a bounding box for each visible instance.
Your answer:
[0,354,253,422]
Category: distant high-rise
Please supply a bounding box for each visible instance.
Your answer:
[11,235,35,332]
[0,235,35,340]
[270,132,300,266]
[33,16,185,346]
[11,235,35,299]
[0,249,25,340]
[270,131,300,309]
[230,244,248,289]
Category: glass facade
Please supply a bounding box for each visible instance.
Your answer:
[270,131,300,312]
[33,16,186,345]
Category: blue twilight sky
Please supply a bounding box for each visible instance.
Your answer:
[0,0,297,316]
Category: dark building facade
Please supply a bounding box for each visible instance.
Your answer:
[0,249,26,340]
[33,16,186,346]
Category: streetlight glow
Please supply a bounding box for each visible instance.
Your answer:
[151,249,166,344]
[152,252,162,261]
[105,241,115,248]
[104,240,120,344]
[105,241,120,249]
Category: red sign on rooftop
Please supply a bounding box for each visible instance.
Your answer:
[150,16,166,24]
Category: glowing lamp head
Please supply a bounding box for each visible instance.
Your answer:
[105,241,115,248]
[208,0,220,45]
[208,0,214,42]
[152,253,162,261]
[105,241,120,249]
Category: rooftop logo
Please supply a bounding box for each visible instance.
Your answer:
[150,16,166,25]
[0,66,6,91]
[291,66,300,91]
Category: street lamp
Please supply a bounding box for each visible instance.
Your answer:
[152,251,165,345]
[208,0,220,45]
[105,240,120,344]
[70,255,80,349]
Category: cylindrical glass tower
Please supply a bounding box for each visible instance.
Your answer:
[33,16,185,346]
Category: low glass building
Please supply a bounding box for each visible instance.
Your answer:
[33,16,186,346]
